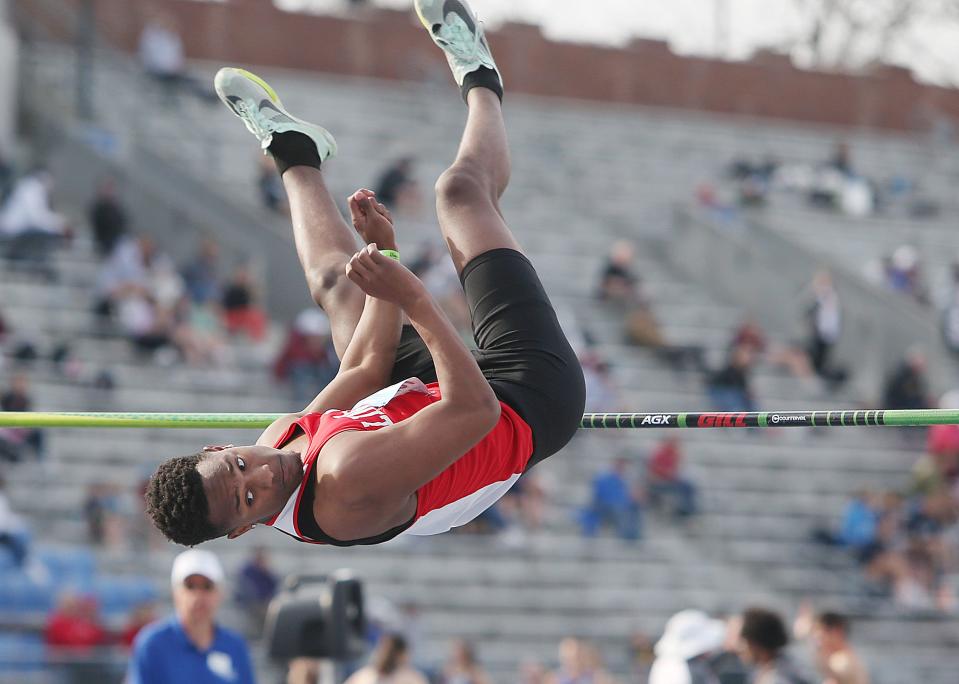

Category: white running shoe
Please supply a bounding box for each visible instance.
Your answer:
[414,0,502,93]
[213,67,337,160]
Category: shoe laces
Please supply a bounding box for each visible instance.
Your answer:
[233,98,277,143]
[435,15,486,64]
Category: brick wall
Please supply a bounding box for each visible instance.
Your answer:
[45,0,959,131]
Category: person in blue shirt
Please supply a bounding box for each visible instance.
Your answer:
[579,458,643,541]
[129,549,256,684]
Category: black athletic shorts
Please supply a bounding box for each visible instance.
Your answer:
[389,248,586,468]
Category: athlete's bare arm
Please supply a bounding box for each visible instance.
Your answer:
[256,191,403,448]
[314,256,501,541]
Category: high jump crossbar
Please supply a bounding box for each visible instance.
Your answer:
[0,409,956,429]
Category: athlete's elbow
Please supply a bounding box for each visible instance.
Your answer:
[475,395,501,434]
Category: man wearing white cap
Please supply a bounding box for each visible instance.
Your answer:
[649,610,726,684]
[128,549,255,683]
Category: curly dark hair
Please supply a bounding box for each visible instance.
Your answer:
[740,607,789,655]
[145,452,224,546]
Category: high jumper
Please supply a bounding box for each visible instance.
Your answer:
[145,0,586,548]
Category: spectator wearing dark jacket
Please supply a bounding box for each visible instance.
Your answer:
[738,608,809,684]
[883,349,931,410]
[88,178,129,257]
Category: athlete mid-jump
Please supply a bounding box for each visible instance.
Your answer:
[146,0,585,547]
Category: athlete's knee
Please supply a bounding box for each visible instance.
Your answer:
[305,256,352,307]
[435,162,497,208]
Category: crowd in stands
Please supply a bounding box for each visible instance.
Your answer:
[0,135,953,682]
[578,440,700,542]
[817,406,959,613]
[717,141,940,222]
[348,603,870,684]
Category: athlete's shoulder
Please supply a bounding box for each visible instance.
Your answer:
[255,413,302,447]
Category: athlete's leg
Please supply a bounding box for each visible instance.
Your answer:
[434,88,522,274]
[414,0,585,464]
[280,165,364,358]
[213,67,363,358]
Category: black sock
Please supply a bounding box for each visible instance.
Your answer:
[268,131,322,176]
[461,66,503,103]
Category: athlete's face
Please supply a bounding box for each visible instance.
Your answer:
[197,444,303,539]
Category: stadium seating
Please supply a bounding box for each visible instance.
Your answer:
[5,39,959,682]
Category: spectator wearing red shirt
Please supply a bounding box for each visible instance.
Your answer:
[221,263,267,342]
[46,593,112,682]
[647,439,698,518]
[272,309,339,404]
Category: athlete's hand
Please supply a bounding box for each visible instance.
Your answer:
[346,243,427,310]
[348,189,397,251]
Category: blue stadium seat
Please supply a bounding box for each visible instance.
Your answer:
[35,547,95,586]
[0,632,46,672]
[92,576,158,616]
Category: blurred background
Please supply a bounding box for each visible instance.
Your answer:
[2,0,959,681]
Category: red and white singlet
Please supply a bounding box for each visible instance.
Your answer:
[265,378,534,543]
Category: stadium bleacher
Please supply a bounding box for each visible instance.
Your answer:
[3,9,959,683]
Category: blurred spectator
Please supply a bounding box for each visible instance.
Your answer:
[344,634,428,684]
[94,234,154,316]
[597,241,640,305]
[548,637,619,684]
[579,642,619,684]
[416,244,471,333]
[806,271,843,382]
[550,637,586,683]
[728,155,778,208]
[600,242,704,370]
[580,458,642,541]
[580,349,619,413]
[0,168,70,277]
[707,343,756,413]
[627,631,655,682]
[138,13,215,104]
[499,472,546,533]
[83,482,130,548]
[940,261,959,353]
[884,245,928,305]
[711,615,750,684]
[911,424,959,495]
[737,608,807,683]
[732,319,814,382]
[375,157,420,213]
[45,593,108,648]
[442,639,493,684]
[518,660,550,684]
[221,262,268,342]
[883,349,931,411]
[234,547,278,633]
[794,606,869,684]
[0,372,46,461]
[120,602,159,649]
[273,309,339,404]
[0,150,12,202]
[836,491,881,550]
[649,609,725,684]
[45,593,110,683]
[181,237,222,305]
[647,438,698,519]
[286,658,321,684]
[257,155,288,214]
[829,142,855,177]
[129,549,255,684]
[0,475,29,566]
[88,177,128,257]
